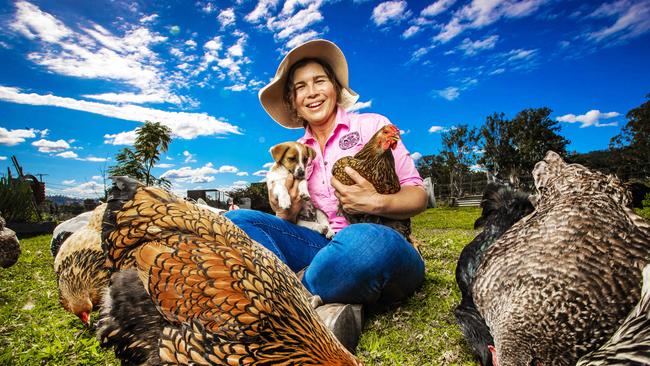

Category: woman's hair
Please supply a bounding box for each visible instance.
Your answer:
[283,57,343,128]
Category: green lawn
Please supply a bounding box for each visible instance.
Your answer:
[0,207,481,366]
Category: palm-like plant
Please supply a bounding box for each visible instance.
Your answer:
[135,121,172,186]
[108,121,172,187]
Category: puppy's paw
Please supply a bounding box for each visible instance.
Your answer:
[323,226,335,239]
[300,191,311,201]
[278,194,292,210]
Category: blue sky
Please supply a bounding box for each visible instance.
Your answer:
[0,0,648,198]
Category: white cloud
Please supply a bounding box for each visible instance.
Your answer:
[140,14,159,23]
[10,1,73,43]
[155,163,174,168]
[434,0,546,43]
[286,30,320,49]
[402,25,421,38]
[504,48,536,61]
[435,86,460,100]
[104,130,137,145]
[245,0,279,23]
[217,165,239,173]
[185,39,197,48]
[346,100,373,112]
[84,156,109,162]
[31,138,70,152]
[183,150,197,163]
[0,156,6,160]
[372,1,411,26]
[161,163,219,183]
[489,68,506,75]
[0,127,36,146]
[588,0,650,43]
[232,180,249,187]
[82,92,172,104]
[262,162,274,169]
[59,181,104,198]
[39,128,49,137]
[253,169,268,177]
[218,8,236,29]
[92,175,102,181]
[56,151,78,159]
[8,2,186,104]
[411,152,422,160]
[421,0,456,17]
[410,45,435,61]
[428,125,447,133]
[457,35,499,56]
[62,179,76,185]
[272,2,324,43]
[236,171,249,176]
[0,86,242,141]
[556,109,620,128]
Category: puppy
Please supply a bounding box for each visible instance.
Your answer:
[267,142,334,238]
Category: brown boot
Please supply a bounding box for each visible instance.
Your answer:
[315,303,364,353]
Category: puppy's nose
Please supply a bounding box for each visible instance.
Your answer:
[295,168,305,179]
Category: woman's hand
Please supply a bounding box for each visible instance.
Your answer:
[331,167,382,215]
[269,175,303,222]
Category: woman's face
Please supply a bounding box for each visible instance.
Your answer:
[291,62,338,128]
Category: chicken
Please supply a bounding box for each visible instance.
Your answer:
[101,176,362,365]
[51,210,94,258]
[0,215,20,268]
[472,151,650,366]
[332,124,411,241]
[454,183,534,366]
[577,263,650,365]
[96,268,165,365]
[54,203,110,325]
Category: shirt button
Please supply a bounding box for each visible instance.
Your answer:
[324,161,328,165]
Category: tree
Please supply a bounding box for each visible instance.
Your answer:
[478,107,569,187]
[109,121,173,187]
[610,94,650,180]
[416,154,448,183]
[229,183,272,213]
[440,125,478,197]
[135,121,172,186]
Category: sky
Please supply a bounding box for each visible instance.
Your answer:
[0,0,649,198]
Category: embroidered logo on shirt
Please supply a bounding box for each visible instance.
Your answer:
[339,131,360,150]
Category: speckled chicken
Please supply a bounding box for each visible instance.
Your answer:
[0,215,20,268]
[101,176,362,365]
[472,151,650,366]
[54,203,110,325]
[454,183,534,366]
[577,263,650,365]
[332,124,411,240]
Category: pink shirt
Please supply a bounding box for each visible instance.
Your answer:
[298,108,424,233]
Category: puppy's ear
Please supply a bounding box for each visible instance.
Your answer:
[306,145,316,161]
[270,142,290,162]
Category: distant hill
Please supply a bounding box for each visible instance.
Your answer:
[47,195,95,205]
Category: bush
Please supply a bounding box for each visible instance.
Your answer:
[0,178,36,222]
[636,192,650,220]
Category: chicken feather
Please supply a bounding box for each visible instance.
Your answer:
[102,176,362,365]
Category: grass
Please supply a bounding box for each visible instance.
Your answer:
[0,207,481,365]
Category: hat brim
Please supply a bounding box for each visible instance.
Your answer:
[259,39,359,129]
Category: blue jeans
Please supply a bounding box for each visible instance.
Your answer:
[224,209,425,307]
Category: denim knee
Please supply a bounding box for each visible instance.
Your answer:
[304,223,424,305]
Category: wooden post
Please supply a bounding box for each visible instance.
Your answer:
[423,177,436,208]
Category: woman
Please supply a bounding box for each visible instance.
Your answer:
[225,39,426,346]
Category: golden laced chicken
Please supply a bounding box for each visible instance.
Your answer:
[472,151,650,366]
[331,124,412,241]
[577,263,650,365]
[54,203,110,325]
[100,176,362,365]
[0,215,20,268]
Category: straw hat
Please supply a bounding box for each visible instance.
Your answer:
[258,39,359,129]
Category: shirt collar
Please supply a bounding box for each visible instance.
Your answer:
[300,107,352,143]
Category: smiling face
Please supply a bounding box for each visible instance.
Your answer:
[291,61,338,129]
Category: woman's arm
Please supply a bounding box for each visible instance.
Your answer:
[331,166,428,220]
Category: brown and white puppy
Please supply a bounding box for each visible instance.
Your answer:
[267,142,334,238]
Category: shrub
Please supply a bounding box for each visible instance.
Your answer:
[0,178,36,222]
